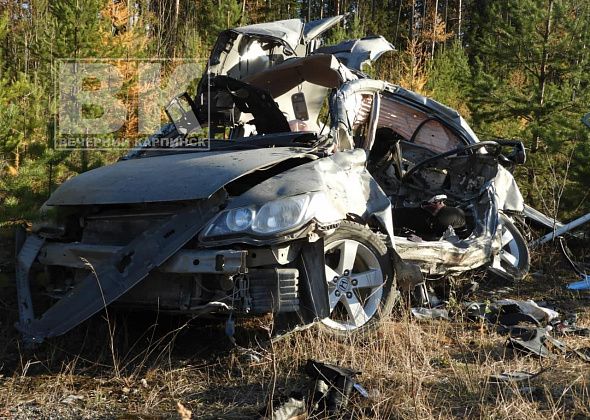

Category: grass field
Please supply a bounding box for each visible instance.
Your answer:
[1,228,589,419]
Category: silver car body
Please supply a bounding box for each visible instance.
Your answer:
[15,17,524,342]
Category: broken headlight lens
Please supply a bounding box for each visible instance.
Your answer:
[203,193,319,238]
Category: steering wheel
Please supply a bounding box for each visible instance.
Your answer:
[402,141,500,183]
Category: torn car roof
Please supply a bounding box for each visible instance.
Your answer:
[245,54,355,98]
[231,18,304,53]
[314,35,395,71]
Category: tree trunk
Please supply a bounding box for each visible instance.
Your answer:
[533,0,554,153]
[432,0,439,57]
[395,0,402,47]
[457,0,462,43]
[410,0,415,41]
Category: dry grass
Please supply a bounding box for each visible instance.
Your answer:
[0,237,589,418]
[1,298,589,419]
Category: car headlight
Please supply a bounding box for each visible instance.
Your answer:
[252,194,310,234]
[226,207,255,231]
[202,192,334,238]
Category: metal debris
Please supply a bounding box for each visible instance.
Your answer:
[494,299,559,323]
[488,370,545,384]
[263,396,307,420]
[411,307,450,321]
[507,327,560,358]
[530,212,590,247]
[60,395,84,405]
[263,359,368,419]
[305,359,365,414]
[463,299,557,327]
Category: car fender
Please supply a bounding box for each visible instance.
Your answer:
[229,148,395,239]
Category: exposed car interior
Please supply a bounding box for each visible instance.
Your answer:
[363,93,499,242]
[197,54,347,141]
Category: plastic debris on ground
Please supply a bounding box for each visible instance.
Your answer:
[506,326,566,358]
[488,369,545,384]
[263,396,307,420]
[262,359,369,419]
[506,326,590,362]
[305,359,365,414]
[494,299,559,323]
[463,299,553,327]
[414,292,590,363]
[567,274,590,291]
[552,313,590,337]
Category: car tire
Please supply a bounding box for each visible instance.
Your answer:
[498,213,530,280]
[319,221,397,336]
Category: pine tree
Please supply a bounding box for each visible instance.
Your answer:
[426,41,471,116]
[467,0,590,215]
[197,0,244,46]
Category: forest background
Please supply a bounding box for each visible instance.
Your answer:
[1,0,589,223]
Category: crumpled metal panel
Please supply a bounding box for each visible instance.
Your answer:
[494,165,525,212]
[15,235,45,335]
[395,236,494,275]
[314,36,395,70]
[46,148,308,206]
[232,18,304,52]
[232,16,348,52]
[303,15,346,42]
[229,148,393,235]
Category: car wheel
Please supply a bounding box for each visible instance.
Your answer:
[499,213,530,279]
[319,221,397,335]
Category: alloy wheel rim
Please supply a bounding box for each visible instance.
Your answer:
[321,238,384,331]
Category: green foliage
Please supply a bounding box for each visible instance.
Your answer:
[0,160,50,225]
[0,11,7,41]
[49,0,112,57]
[426,41,471,116]
[0,74,46,155]
[198,0,244,45]
[467,0,590,215]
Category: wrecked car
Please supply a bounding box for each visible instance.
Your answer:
[15,16,530,343]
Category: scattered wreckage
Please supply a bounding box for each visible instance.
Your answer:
[16,16,534,344]
[264,359,368,419]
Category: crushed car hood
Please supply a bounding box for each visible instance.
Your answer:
[46,148,308,206]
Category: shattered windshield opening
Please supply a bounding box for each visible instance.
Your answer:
[133,54,349,158]
[131,80,328,158]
